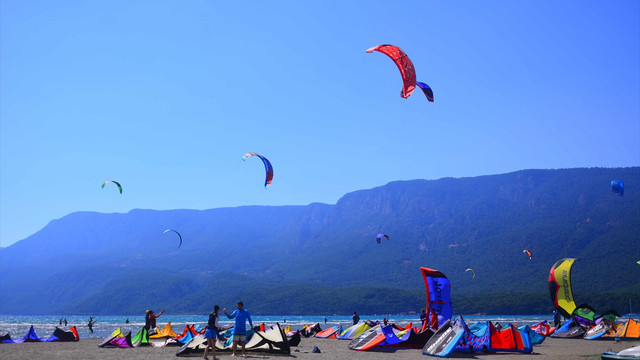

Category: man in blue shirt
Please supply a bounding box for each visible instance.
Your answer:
[224,301,253,357]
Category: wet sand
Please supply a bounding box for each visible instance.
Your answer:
[0,337,638,359]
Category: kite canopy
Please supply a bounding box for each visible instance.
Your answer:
[420,267,452,325]
[242,153,274,188]
[416,82,434,102]
[465,268,476,279]
[101,180,122,194]
[523,249,532,260]
[611,180,624,196]
[376,233,390,244]
[548,258,578,318]
[366,44,416,99]
[163,229,183,248]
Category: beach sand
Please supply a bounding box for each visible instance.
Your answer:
[1,337,638,359]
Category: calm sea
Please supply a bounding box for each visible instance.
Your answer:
[0,314,554,340]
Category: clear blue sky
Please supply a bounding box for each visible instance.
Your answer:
[1,1,638,247]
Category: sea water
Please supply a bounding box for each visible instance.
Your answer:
[0,314,556,340]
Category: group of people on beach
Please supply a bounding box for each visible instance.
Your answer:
[144,309,164,333]
[420,308,440,329]
[139,302,252,359]
[202,301,253,359]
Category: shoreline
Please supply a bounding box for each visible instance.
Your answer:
[1,336,639,360]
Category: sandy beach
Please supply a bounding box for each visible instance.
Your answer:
[1,337,638,360]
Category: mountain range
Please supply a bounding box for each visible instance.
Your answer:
[1,167,638,315]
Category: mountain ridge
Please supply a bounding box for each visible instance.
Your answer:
[1,167,638,315]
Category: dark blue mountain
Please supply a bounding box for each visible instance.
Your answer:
[1,167,638,315]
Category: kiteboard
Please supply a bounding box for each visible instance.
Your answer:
[422,319,465,357]
[583,322,609,340]
[348,325,384,351]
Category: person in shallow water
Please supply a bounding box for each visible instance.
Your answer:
[87,317,96,333]
[224,302,253,357]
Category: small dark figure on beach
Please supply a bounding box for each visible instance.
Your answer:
[324,317,327,324]
[63,318,67,326]
[126,318,129,324]
[553,311,561,328]
[224,301,253,357]
[59,318,63,326]
[383,317,389,326]
[87,317,96,333]
[352,312,360,325]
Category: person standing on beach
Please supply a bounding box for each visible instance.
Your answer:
[87,317,96,333]
[59,318,63,326]
[553,311,561,328]
[204,305,222,360]
[352,312,360,325]
[420,309,428,329]
[145,309,165,333]
[63,318,67,327]
[429,308,439,329]
[224,301,253,357]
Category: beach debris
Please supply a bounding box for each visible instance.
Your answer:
[312,346,321,353]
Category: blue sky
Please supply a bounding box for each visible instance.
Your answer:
[1,0,638,247]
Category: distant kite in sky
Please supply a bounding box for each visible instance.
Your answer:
[376,233,390,244]
[416,82,434,102]
[366,44,417,99]
[242,153,274,188]
[366,44,434,102]
[611,180,624,197]
[163,229,183,248]
[465,268,476,279]
[523,249,532,260]
[101,180,122,194]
